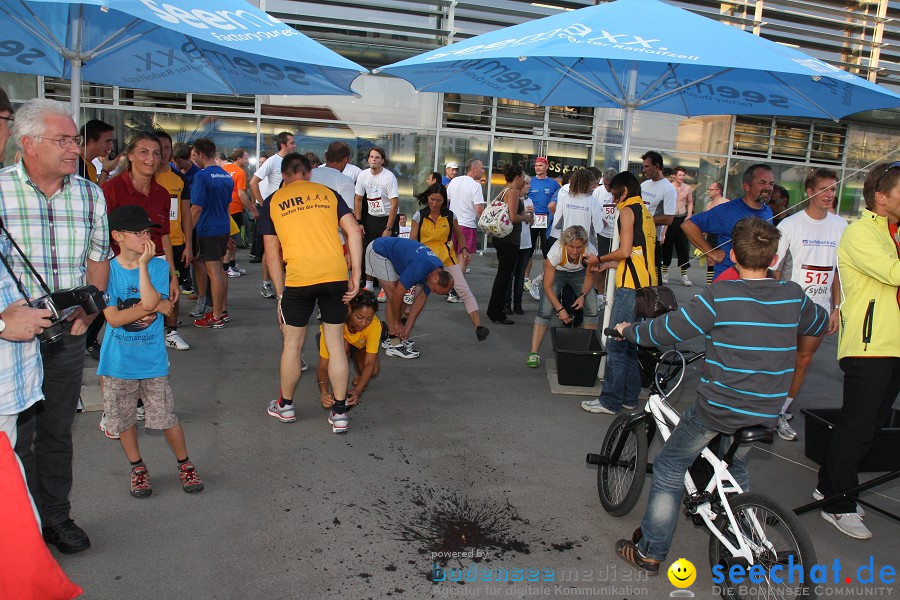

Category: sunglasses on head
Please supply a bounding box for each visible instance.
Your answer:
[874,161,900,189]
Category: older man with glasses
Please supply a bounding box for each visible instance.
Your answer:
[0,98,110,554]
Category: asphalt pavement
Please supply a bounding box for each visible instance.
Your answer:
[57,249,899,599]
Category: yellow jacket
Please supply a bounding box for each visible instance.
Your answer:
[836,209,900,359]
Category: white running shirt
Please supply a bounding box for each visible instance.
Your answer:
[255,154,284,200]
[447,175,486,229]
[592,185,617,239]
[551,186,595,240]
[640,177,677,239]
[355,168,398,217]
[775,210,847,311]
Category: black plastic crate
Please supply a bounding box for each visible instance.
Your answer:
[801,408,900,472]
[551,328,606,387]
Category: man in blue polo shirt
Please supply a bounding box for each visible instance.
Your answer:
[682,164,775,280]
[190,137,233,328]
[365,237,454,359]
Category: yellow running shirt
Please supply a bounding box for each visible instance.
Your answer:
[155,168,186,246]
[318,315,382,359]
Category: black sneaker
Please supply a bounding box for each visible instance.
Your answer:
[476,326,490,341]
[85,342,101,360]
[615,539,659,575]
[43,519,91,554]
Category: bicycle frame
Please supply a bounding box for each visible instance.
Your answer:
[610,393,773,564]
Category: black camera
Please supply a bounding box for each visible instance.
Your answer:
[32,285,108,344]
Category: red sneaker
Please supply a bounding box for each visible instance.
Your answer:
[193,313,225,328]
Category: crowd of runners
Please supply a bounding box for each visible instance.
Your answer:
[0,93,897,568]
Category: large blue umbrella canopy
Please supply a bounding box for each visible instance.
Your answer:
[0,0,367,114]
[376,0,900,120]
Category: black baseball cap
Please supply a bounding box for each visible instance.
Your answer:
[108,205,162,232]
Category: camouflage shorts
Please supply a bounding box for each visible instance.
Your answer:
[102,376,178,435]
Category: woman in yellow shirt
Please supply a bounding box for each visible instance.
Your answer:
[409,183,490,342]
[317,291,382,408]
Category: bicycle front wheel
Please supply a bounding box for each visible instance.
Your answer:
[598,414,648,517]
[709,492,817,600]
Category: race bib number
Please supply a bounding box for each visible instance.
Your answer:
[367,197,387,217]
[533,213,548,229]
[801,264,832,303]
[169,196,179,221]
[603,204,617,224]
[398,231,410,239]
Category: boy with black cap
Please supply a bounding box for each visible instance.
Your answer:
[98,205,204,498]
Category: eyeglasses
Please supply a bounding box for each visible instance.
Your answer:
[36,135,84,148]
[873,161,900,188]
[125,229,152,237]
[0,115,13,125]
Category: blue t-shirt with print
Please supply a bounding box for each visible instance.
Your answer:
[529,176,561,238]
[97,257,170,380]
[688,198,774,279]
[372,237,444,292]
[191,165,234,237]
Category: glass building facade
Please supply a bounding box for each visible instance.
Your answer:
[2,0,898,227]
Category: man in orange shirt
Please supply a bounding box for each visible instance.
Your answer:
[222,148,255,278]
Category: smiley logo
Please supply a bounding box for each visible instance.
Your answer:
[667,558,696,588]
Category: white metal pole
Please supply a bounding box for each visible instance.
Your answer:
[69,11,83,119]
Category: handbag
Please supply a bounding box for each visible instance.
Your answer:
[625,258,678,318]
[477,188,513,238]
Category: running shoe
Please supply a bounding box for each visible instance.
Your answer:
[85,341,101,360]
[523,278,531,292]
[386,343,419,359]
[130,465,152,498]
[528,275,543,300]
[165,329,190,350]
[615,539,660,575]
[189,297,209,318]
[267,398,296,423]
[476,326,490,341]
[465,267,471,274]
[193,313,225,329]
[527,352,541,368]
[328,410,349,434]
[784,410,794,421]
[377,289,387,303]
[821,511,871,540]
[178,462,204,493]
[776,414,798,441]
[446,290,462,303]
[381,338,392,350]
[581,399,617,414]
[403,339,418,353]
[234,264,247,274]
[226,267,242,278]
[301,354,309,371]
[99,413,119,440]
[136,405,145,421]
[220,311,230,323]
[260,282,276,299]
[681,273,693,287]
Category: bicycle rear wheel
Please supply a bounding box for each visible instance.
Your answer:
[709,492,817,600]
[598,414,648,517]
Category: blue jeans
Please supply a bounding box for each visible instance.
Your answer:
[639,403,750,561]
[598,287,639,411]
[534,268,599,327]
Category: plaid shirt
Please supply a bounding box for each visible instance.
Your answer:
[0,162,109,300]
[0,232,43,415]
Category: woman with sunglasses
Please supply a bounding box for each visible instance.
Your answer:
[316,291,382,410]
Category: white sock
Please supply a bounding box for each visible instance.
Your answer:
[781,397,794,415]
[365,282,374,291]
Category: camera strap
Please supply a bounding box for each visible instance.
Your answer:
[0,216,54,301]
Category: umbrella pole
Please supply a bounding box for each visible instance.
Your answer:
[68,10,83,119]
[598,67,637,378]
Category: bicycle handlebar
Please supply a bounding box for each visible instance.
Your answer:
[604,327,624,339]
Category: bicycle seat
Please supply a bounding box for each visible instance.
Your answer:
[733,426,774,445]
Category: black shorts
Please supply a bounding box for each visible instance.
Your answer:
[596,234,613,257]
[231,212,244,231]
[280,281,348,327]
[197,235,229,261]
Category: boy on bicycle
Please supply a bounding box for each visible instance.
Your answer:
[611,217,827,574]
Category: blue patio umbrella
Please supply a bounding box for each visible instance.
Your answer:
[0,0,367,115]
[377,0,900,161]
